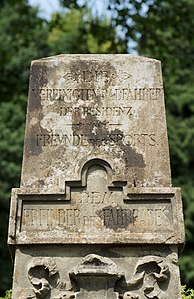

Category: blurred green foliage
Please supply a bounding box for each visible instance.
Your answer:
[1,0,194,294]
[0,289,12,299]
[182,285,194,299]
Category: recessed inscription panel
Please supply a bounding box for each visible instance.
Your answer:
[9,159,184,245]
[12,186,184,245]
[21,55,171,190]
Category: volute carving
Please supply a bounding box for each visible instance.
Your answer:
[116,256,170,299]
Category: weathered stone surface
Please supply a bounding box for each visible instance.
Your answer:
[21,55,171,191]
[8,54,185,299]
[12,245,181,299]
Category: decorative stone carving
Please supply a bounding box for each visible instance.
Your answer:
[21,254,124,299]
[128,257,169,299]
[115,256,170,299]
[27,257,59,298]
[26,257,72,299]
[21,254,171,299]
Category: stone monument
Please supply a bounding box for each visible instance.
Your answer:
[8,54,185,299]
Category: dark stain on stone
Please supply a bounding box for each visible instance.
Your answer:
[28,62,48,113]
[72,111,145,168]
[119,141,146,169]
[24,124,49,157]
[24,61,49,157]
[97,205,137,231]
[72,112,107,146]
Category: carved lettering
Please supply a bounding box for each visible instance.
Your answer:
[102,206,172,230]
[62,69,133,83]
[22,204,172,232]
[35,87,162,102]
[23,208,82,229]
[63,70,113,83]
[59,106,133,117]
[75,191,115,205]
[36,133,156,147]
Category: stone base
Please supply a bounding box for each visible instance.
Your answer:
[12,244,182,299]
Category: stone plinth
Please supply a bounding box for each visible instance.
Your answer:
[8,55,185,299]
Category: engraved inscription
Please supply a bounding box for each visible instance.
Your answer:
[75,191,116,205]
[102,205,172,230]
[59,106,133,117]
[22,207,101,229]
[21,199,173,232]
[35,87,162,102]
[36,133,156,147]
[22,206,83,229]
[63,69,118,83]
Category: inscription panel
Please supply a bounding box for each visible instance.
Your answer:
[9,186,184,244]
[21,198,173,232]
